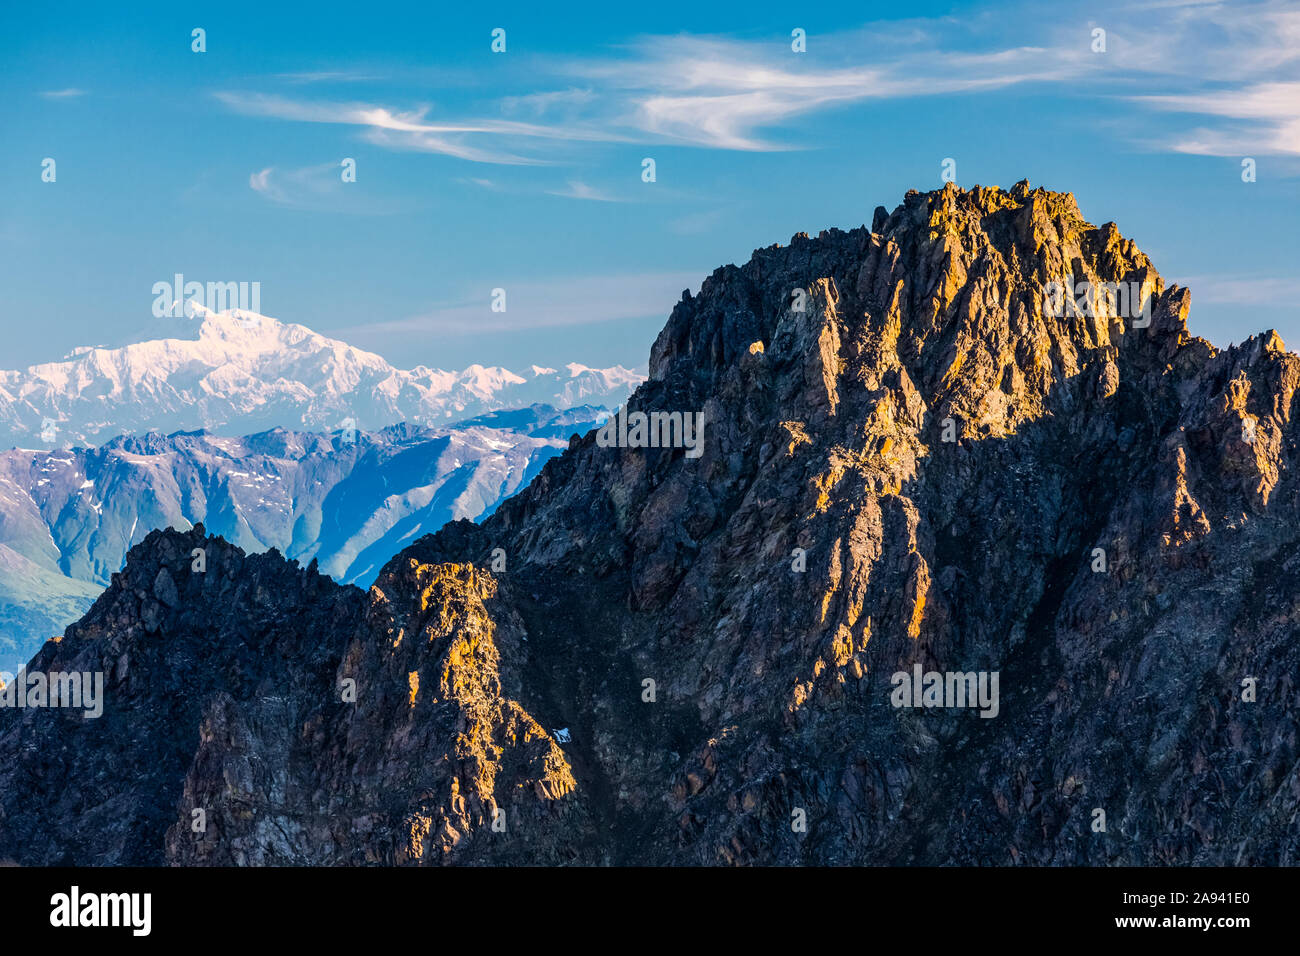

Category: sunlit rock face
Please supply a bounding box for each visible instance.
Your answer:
[3,182,1298,865]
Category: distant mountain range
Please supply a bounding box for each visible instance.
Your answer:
[0,404,607,675]
[0,308,642,449]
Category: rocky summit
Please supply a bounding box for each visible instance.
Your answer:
[2,181,1297,866]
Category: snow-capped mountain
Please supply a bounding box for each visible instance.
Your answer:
[0,404,607,675]
[0,309,643,449]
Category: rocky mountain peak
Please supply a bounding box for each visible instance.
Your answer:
[3,183,1298,866]
[650,181,1184,425]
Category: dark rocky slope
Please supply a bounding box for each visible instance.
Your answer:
[2,181,1297,865]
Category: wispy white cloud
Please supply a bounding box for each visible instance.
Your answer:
[274,70,384,84]
[546,180,621,202]
[249,167,282,201]
[247,162,404,213]
[215,2,1300,165]
[569,34,1095,150]
[216,91,631,165]
[215,27,1101,161]
[1135,82,1300,155]
[1105,1,1300,155]
[40,88,86,99]
[1109,0,1300,79]
[500,88,597,116]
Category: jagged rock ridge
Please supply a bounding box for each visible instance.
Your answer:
[2,181,1297,865]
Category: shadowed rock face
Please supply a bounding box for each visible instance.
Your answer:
[0,528,583,866]
[3,181,1298,865]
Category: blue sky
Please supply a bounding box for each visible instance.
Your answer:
[2,0,1298,373]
